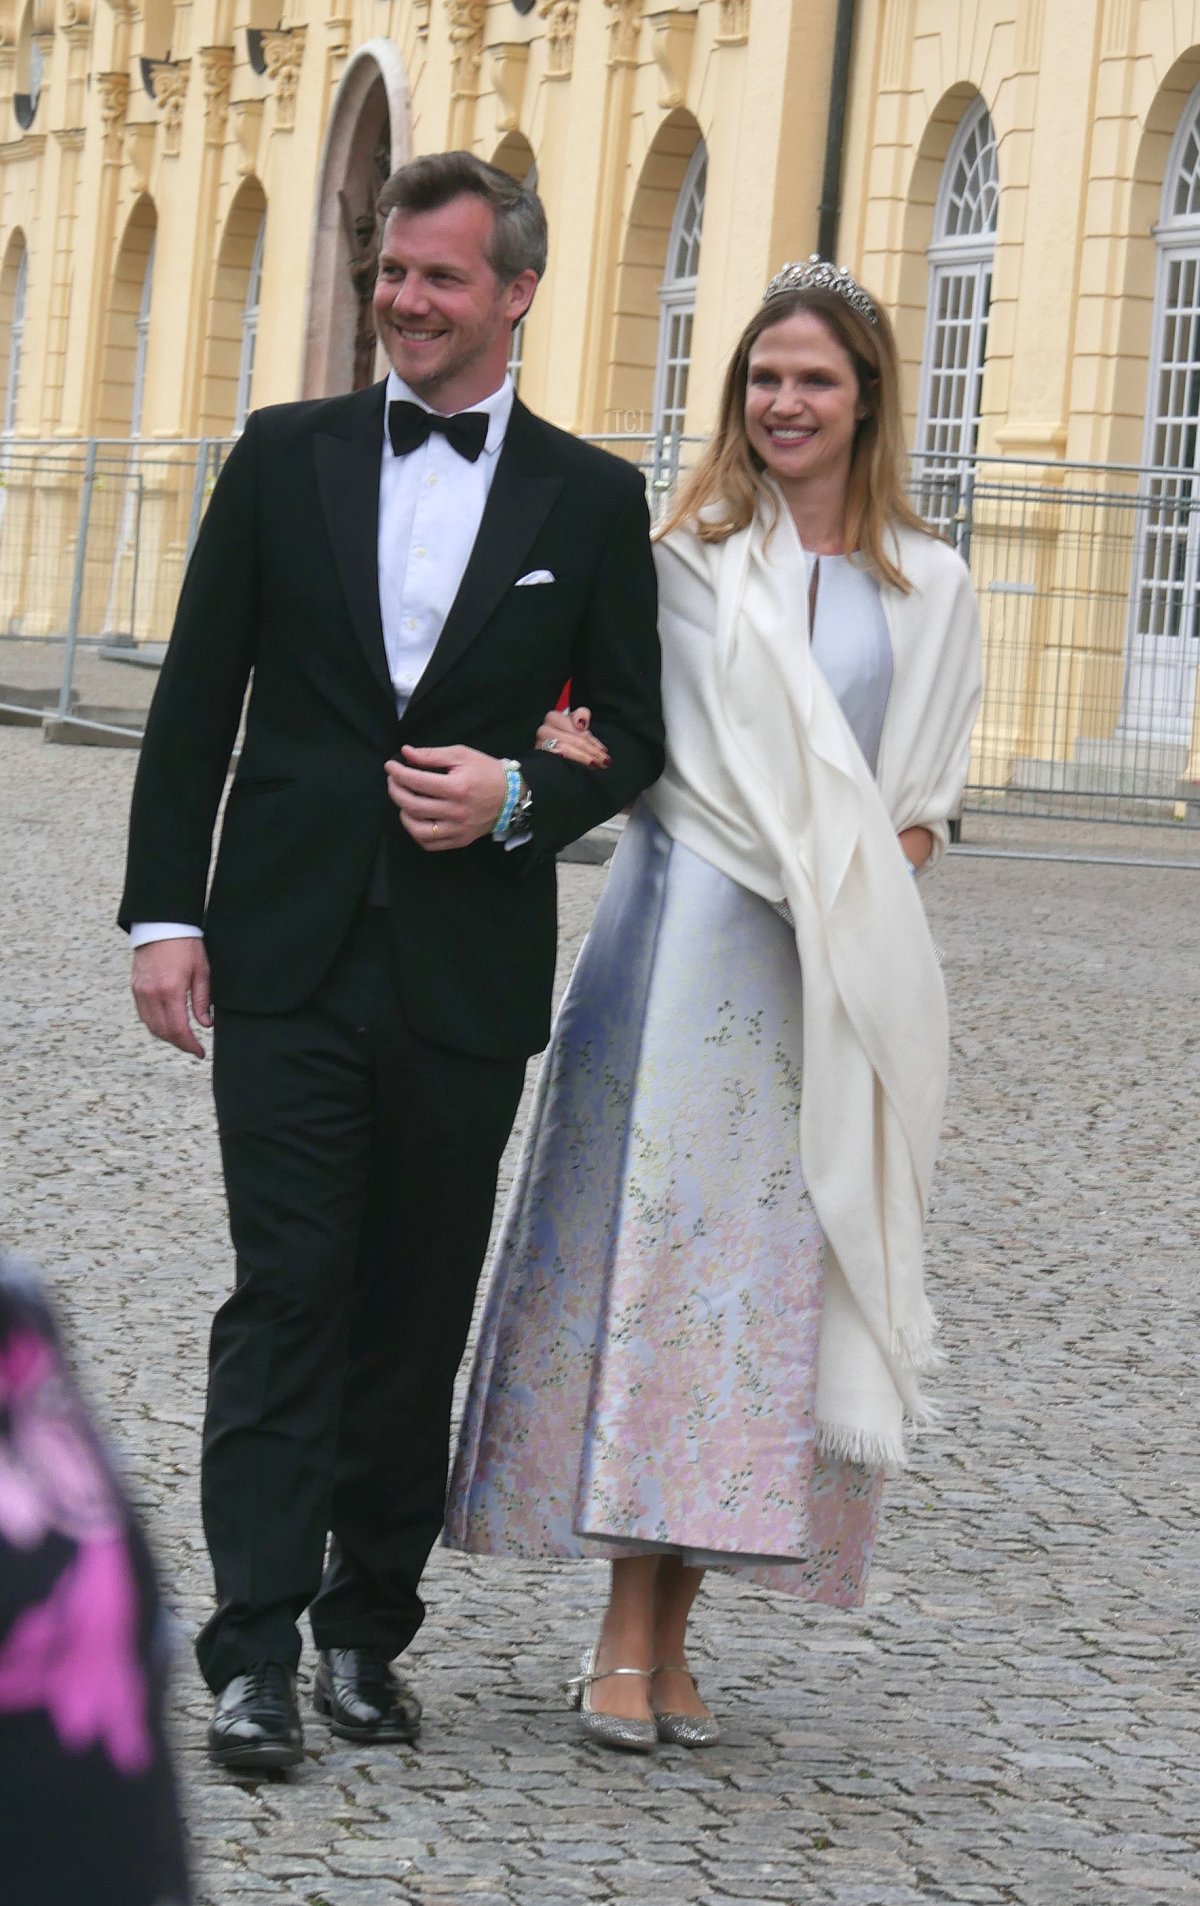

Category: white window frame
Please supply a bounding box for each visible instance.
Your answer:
[1125,84,1200,741]
[651,143,707,464]
[2,245,27,438]
[506,166,538,392]
[130,236,156,440]
[235,216,266,434]
[914,100,998,523]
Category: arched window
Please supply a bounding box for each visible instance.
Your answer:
[915,100,998,491]
[1127,82,1200,739]
[235,216,265,433]
[652,142,706,460]
[1,242,27,436]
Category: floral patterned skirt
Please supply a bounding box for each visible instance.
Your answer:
[445,804,885,1606]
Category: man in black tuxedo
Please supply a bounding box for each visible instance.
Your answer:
[119,152,663,1772]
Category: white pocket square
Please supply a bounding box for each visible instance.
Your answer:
[515,568,556,586]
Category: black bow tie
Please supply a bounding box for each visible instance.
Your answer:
[387,399,489,463]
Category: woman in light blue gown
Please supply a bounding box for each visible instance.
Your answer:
[445,263,982,1751]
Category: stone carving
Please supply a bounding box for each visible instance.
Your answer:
[260,28,301,111]
[96,69,129,161]
[447,0,486,96]
[148,58,189,156]
[199,44,233,146]
[717,0,748,44]
[261,26,305,132]
[604,0,640,67]
[539,0,578,77]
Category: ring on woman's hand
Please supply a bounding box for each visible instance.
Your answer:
[432,820,440,835]
[539,736,561,752]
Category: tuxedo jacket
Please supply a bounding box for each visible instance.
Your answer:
[119,383,664,1059]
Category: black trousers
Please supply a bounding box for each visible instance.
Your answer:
[195,909,526,1693]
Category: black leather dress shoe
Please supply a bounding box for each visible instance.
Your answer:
[207,1662,303,1772]
[313,1647,422,1743]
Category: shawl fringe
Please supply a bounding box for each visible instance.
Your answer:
[891,1310,947,1372]
[815,1390,943,1474]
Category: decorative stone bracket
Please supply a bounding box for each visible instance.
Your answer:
[231,96,263,175]
[486,39,528,131]
[648,7,695,108]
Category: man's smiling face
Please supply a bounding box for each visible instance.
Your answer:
[372,195,535,413]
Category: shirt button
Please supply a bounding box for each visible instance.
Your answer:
[427,475,438,488]
[406,617,417,630]
[415,547,425,559]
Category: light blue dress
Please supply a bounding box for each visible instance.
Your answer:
[445,557,895,1607]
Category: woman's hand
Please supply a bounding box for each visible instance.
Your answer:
[898,825,934,873]
[534,705,610,769]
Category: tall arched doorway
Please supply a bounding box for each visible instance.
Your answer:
[304,40,411,398]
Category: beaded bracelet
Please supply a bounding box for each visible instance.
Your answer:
[491,761,523,841]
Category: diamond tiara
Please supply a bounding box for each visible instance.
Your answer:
[762,255,879,326]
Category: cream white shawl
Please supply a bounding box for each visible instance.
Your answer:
[643,499,982,1467]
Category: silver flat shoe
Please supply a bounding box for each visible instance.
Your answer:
[566,1645,657,1754]
[651,1663,721,1747]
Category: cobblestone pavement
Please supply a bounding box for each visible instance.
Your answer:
[2,722,1199,1906]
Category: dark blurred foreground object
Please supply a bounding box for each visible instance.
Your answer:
[0,1257,191,1905]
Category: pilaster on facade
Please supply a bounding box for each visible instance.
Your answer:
[1102,0,1132,57]
[147,57,190,156]
[198,44,233,145]
[260,25,304,131]
[604,0,641,67]
[323,9,353,92]
[539,0,578,78]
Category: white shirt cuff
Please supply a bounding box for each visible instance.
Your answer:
[503,830,532,852]
[129,922,204,948]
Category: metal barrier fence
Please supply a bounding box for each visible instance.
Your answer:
[0,439,229,740]
[1,433,1198,864]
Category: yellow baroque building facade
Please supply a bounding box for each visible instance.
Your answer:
[3,0,1200,788]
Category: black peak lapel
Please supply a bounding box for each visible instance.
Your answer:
[404,401,563,716]
[313,383,393,707]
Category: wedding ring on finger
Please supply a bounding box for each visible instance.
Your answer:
[539,736,561,752]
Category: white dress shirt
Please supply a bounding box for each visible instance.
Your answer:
[131,372,515,949]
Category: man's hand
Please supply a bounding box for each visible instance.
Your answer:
[385,745,509,852]
[131,938,213,1059]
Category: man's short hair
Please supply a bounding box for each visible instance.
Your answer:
[376,151,548,283]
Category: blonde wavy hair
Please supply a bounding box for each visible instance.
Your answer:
[658,284,934,593]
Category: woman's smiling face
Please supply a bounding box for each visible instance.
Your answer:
[743,310,867,499]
